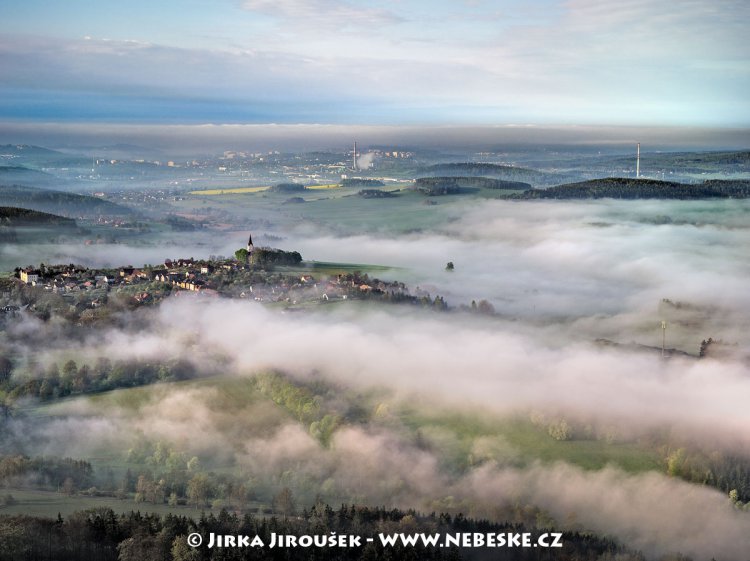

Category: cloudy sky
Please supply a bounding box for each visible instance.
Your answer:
[1,0,748,127]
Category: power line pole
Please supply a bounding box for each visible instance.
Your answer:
[661,320,667,358]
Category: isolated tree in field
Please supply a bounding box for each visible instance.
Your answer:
[477,299,495,314]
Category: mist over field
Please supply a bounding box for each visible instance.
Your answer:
[6,292,750,558]
[3,193,750,557]
[3,122,750,561]
[3,0,749,558]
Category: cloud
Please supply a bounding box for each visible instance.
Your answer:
[2,0,747,125]
[242,0,402,30]
[462,462,750,560]
[20,382,750,559]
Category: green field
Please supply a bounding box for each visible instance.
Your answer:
[399,410,662,473]
[25,377,665,477]
[0,487,270,517]
[172,186,509,235]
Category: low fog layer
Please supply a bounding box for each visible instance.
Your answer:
[4,196,749,558]
[2,122,749,154]
[21,365,750,560]
[287,199,750,348]
[131,299,750,449]
[5,199,748,352]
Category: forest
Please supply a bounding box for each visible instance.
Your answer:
[0,185,132,217]
[414,177,531,195]
[513,178,750,200]
[0,504,642,561]
[418,164,570,186]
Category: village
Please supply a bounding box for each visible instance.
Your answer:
[2,236,441,323]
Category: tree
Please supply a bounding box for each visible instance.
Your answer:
[1,494,17,506]
[477,299,495,315]
[186,456,200,473]
[117,533,159,561]
[667,448,687,477]
[230,484,249,510]
[445,261,454,271]
[62,477,75,496]
[273,487,296,517]
[0,354,12,384]
[60,360,78,393]
[38,379,54,400]
[547,419,572,441]
[171,536,201,561]
[234,248,249,263]
[187,474,210,509]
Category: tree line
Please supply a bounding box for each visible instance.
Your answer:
[512,178,750,200]
[0,357,199,403]
[0,504,642,561]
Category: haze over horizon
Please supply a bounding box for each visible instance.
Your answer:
[1,0,748,134]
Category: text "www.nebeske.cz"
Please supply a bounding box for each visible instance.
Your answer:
[196,532,563,549]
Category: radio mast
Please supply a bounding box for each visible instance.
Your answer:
[636,143,640,178]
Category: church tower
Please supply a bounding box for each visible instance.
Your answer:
[246,234,254,253]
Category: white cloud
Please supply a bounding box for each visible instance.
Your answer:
[242,0,402,30]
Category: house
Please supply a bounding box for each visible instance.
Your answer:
[20,268,41,284]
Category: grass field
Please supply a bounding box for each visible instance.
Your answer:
[305,183,341,190]
[281,260,398,277]
[399,410,663,473]
[28,375,664,477]
[8,374,670,518]
[0,487,270,517]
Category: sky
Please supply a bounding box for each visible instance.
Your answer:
[0,0,748,128]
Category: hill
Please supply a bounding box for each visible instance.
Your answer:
[0,184,133,217]
[358,189,399,198]
[0,207,79,243]
[418,163,571,186]
[0,165,59,188]
[415,176,530,195]
[609,150,750,173]
[0,207,77,227]
[513,178,750,200]
[340,178,385,188]
[0,144,63,157]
